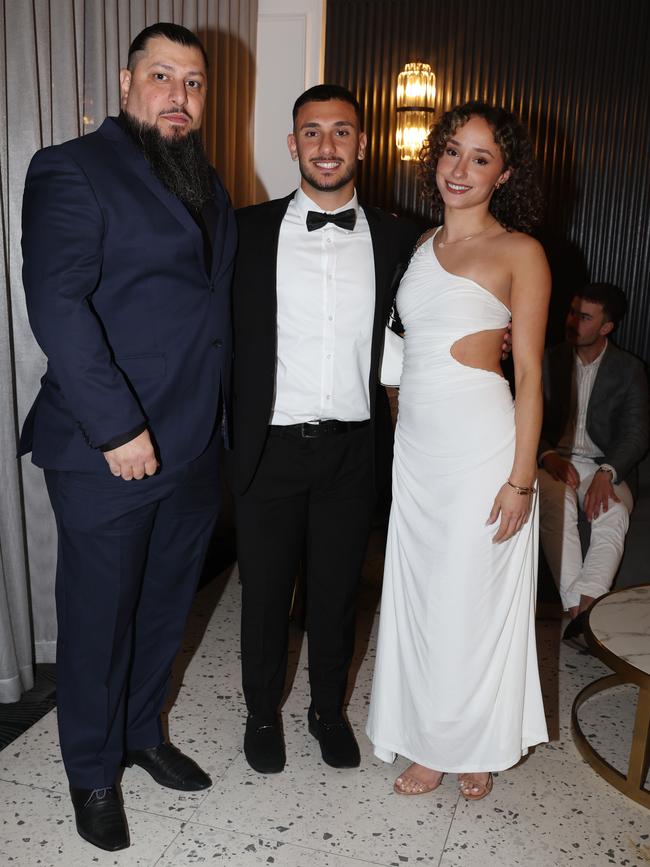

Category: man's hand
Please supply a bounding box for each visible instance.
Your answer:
[103,430,158,480]
[541,452,580,488]
[500,321,512,361]
[583,469,619,521]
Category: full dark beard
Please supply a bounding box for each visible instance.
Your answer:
[120,111,214,212]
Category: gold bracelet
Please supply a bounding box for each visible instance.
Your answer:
[507,479,537,495]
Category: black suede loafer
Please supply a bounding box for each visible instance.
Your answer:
[124,742,211,791]
[562,611,589,651]
[70,785,129,851]
[244,715,286,773]
[308,705,360,768]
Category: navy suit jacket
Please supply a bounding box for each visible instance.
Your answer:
[227,192,419,495]
[20,117,236,472]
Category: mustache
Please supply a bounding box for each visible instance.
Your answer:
[159,107,191,119]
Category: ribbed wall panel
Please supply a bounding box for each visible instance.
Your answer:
[325,0,650,361]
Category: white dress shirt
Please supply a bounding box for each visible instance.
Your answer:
[271,187,375,425]
[545,341,617,480]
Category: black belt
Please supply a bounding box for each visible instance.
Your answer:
[269,419,370,439]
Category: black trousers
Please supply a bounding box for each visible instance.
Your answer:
[44,434,221,789]
[235,424,375,720]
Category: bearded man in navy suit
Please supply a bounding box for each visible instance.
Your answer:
[20,23,235,852]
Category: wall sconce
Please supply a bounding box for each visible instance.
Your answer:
[395,62,436,161]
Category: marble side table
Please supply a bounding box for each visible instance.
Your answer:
[572,584,650,808]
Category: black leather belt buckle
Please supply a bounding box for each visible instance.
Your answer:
[301,422,323,438]
[268,420,369,439]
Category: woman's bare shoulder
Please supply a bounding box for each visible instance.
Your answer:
[504,231,551,304]
[499,229,545,259]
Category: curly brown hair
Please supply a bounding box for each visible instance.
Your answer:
[419,101,543,234]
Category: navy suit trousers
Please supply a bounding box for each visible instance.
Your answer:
[45,434,221,788]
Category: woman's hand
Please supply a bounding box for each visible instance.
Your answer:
[486,483,533,543]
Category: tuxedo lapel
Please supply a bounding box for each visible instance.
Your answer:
[365,206,390,297]
[364,206,393,348]
[253,193,295,322]
[260,200,288,289]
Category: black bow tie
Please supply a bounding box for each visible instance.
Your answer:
[306,208,356,232]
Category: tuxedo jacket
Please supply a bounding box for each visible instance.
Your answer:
[227,192,419,495]
[539,340,649,483]
[20,117,236,472]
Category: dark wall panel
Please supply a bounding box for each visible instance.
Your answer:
[324,0,650,361]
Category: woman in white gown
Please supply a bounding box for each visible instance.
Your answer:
[367,102,551,800]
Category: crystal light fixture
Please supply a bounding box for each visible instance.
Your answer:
[396,62,436,161]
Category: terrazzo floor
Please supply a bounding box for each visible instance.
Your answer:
[1,537,649,867]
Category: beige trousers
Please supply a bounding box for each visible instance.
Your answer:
[538,457,633,610]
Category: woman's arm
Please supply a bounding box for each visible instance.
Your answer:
[488,236,551,542]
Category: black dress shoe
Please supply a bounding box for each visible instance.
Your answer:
[244,715,286,773]
[562,611,589,651]
[124,742,211,791]
[308,705,360,768]
[70,786,129,851]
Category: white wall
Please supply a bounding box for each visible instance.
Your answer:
[254,0,325,202]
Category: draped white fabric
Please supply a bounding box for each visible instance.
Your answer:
[367,238,548,770]
[0,0,257,701]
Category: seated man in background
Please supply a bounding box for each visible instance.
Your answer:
[538,283,649,646]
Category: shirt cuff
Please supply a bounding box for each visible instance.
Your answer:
[99,422,148,452]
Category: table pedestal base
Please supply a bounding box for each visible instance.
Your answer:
[572,673,650,809]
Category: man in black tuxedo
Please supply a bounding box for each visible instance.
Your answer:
[229,85,418,774]
[20,23,236,851]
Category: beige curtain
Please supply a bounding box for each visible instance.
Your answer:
[0,0,258,701]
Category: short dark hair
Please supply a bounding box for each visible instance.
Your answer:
[575,283,628,327]
[420,100,543,234]
[292,84,360,124]
[127,22,208,71]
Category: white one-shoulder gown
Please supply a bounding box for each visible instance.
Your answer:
[367,233,548,772]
